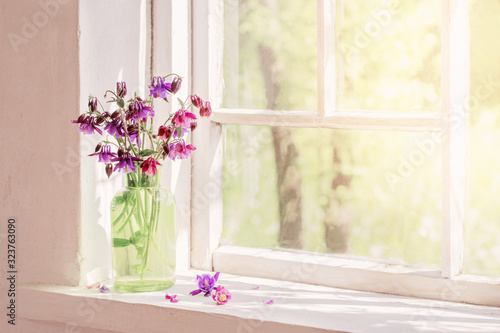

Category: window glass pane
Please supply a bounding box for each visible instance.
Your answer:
[223,125,442,267]
[335,0,441,112]
[466,0,500,278]
[223,0,317,111]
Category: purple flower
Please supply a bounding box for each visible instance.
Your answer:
[171,110,196,129]
[111,153,142,173]
[73,115,103,135]
[127,126,141,146]
[149,76,172,99]
[168,140,196,160]
[116,81,127,98]
[89,145,117,163]
[170,76,182,94]
[127,100,154,122]
[104,118,125,138]
[99,285,110,293]
[88,97,98,112]
[189,272,220,297]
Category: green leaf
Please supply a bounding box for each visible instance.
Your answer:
[112,238,131,247]
[117,98,125,108]
[176,127,182,138]
[140,149,156,157]
[177,97,185,108]
[112,195,126,206]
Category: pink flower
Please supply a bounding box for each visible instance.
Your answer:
[262,300,274,305]
[212,285,231,305]
[165,294,179,303]
[168,140,196,160]
[190,94,203,108]
[140,157,161,176]
[172,109,196,128]
[199,101,212,118]
[157,125,173,140]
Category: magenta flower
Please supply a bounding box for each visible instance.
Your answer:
[140,157,161,176]
[127,100,154,122]
[111,153,142,173]
[168,140,196,160]
[149,76,172,99]
[104,118,125,138]
[89,145,117,163]
[190,272,220,297]
[262,300,274,305]
[157,125,173,141]
[172,110,196,129]
[73,116,103,135]
[199,101,212,118]
[165,294,179,303]
[190,94,203,108]
[212,286,231,305]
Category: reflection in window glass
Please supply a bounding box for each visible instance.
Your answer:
[335,0,441,112]
[223,0,317,111]
[223,125,442,267]
[466,0,500,278]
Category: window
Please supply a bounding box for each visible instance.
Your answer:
[190,0,500,306]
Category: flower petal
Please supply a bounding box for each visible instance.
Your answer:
[189,289,202,296]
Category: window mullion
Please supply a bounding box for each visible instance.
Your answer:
[317,0,336,116]
[191,0,225,271]
[441,0,469,278]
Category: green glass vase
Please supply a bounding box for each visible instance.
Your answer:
[110,168,175,292]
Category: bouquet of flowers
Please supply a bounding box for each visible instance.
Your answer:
[72,74,211,292]
[73,74,211,177]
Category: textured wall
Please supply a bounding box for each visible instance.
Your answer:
[0,0,81,286]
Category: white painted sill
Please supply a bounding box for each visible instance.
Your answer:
[20,271,500,333]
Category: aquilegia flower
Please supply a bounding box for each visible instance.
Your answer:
[171,110,196,129]
[89,145,117,163]
[116,81,127,98]
[168,140,196,160]
[190,94,203,108]
[149,76,172,99]
[73,115,103,135]
[140,157,161,176]
[88,96,98,112]
[112,152,142,173]
[104,118,126,138]
[199,101,212,118]
[157,125,173,141]
[212,285,231,305]
[190,272,220,297]
[127,100,154,122]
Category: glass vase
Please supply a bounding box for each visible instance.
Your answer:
[110,168,175,292]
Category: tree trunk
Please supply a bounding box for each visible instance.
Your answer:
[324,135,352,253]
[258,44,303,249]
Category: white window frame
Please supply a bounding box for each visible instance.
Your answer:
[190,0,500,307]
